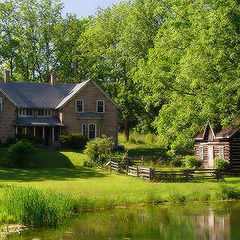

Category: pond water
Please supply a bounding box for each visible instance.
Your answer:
[4,202,240,240]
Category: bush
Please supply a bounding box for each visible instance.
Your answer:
[214,158,229,169]
[171,158,182,167]
[60,133,87,149]
[15,134,44,145]
[8,139,36,167]
[84,136,114,165]
[83,159,95,168]
[5,138,15,147]
[185,155,201,169]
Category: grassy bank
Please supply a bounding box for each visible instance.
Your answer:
[0,135,240,226]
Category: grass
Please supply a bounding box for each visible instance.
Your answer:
[0,133,240,225]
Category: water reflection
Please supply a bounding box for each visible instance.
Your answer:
[4,202,240,240]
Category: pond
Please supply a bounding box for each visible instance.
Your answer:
[3,202,240,240]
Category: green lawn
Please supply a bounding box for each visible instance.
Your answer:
[0,146,239,205]
[1,145,240,225]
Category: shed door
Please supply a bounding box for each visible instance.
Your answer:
[208,146,214,168]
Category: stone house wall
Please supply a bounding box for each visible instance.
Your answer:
[0,91,16,143]
[60,82,118,148]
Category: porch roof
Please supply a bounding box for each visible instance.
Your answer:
[77,113,103,120]
[13,117,66,127]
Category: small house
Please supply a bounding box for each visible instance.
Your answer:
[194,121,240,170]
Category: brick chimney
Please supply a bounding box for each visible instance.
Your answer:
[50,71,56,86]
[4,70,10,83]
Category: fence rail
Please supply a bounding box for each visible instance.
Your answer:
[106,160,240,182]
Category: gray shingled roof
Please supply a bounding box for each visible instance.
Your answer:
[0,81,88,109]
[14,117,66,126]
[77,113,104,119]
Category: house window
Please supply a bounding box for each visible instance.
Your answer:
[88,123,96,140]
[18,109,33,117]
[82,123,86,136]
[76,99,84,113]
[37,109,52,117]
[219,146,225,159]
[0,98,2,111]
[200,146,204,161]
[97,100,105,113]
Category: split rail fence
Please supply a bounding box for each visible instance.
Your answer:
[106,160,238,182]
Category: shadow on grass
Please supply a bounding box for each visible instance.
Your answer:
[0,167,105,182]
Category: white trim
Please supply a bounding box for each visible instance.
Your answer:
[0,97,2,111]
[82,123,86,136]
[0,88,18,107]
[96,100,105,113]
[55,79,120,110]
[88,123,97,140]
[37,109,52,117]
[75,99,84,113]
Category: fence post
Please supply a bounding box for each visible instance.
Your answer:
[150,168,155,181]
[137,166,140,178]
[141,156,144,165]
[109,161,112,173]
[185,169,189,182]
[126,163,129,175]
[216,169,221,180]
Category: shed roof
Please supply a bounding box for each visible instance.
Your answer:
[195,118,240,140]
[13,117,66,127]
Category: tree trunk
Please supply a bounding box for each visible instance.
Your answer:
[124,119,129,141]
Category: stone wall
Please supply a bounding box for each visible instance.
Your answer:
[0,91,16,143]
[61,81,118,148]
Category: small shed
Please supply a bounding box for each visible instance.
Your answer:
[194,121,240,170]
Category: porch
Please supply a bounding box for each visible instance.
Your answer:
[13,117,66,146]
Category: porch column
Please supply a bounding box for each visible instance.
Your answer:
[42,126,45,139]
[24,126,27,135]
[15,126,18,134]
[52,127,55,144]
[33,127,36,137]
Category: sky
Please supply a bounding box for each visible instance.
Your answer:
[61,0,126,18]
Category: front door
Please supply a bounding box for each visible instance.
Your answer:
[208,146,214,168]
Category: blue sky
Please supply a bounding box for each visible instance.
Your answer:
[61,0,126,18]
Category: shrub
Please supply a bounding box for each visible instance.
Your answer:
[15,134,44,145]
[5,138,15,147]
[8,139,36,167]
[84,136,114,165]
[214,158,229,169]
[171,158,182,167]
[83,159,95,168]
[185,155,201,169]
[60,133,87,149]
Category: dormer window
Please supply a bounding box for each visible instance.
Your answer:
[0,98,2,111]
[37,109,52,117]
[97,100,105,113]
[18,109,33,117]
[76,99,84,113]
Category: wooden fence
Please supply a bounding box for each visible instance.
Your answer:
[106,160,240,182]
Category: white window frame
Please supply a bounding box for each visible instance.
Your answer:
[37,109,52,117]
[96,100,105,113]
[219,146,225,159]
[199,146,204,161]
[88,123,97,140]
[18,109,33,117]
[82,123,86,136]
[0,97,2,111]
[75,99,84,113]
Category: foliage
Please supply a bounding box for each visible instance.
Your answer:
[4,138,15,147]
[60,133,87,149]
[16,133,44,145]
[214,158,230,170]
[185,156,201,169]
[83,159,95,168]
[8,139,36,167]
[84,136,114,165]
[2,187,79,225]
[170,158,182,168]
